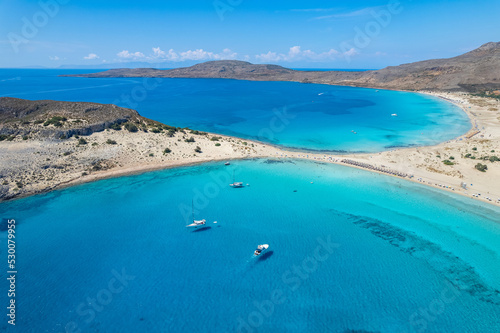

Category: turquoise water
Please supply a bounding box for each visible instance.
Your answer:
[0,69,470,152]
[1,159,499,332]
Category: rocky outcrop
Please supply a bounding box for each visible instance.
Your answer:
[0,98,142,138]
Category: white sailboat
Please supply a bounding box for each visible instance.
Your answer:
[186,200,206,227]
[229,170,244,188]
[254,244,269,256]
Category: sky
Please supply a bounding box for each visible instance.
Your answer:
[0,0,499,69]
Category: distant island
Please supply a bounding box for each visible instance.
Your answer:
[64,42,500,93]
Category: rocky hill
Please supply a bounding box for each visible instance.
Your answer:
[346,42,500,92]
[0,97,145,139]
[65,60,298,79]
[65,42,500,93]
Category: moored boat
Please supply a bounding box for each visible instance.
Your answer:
[186,200,206,227]
[229,170,244,188]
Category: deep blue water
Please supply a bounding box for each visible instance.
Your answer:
[0,69,470,153]
[0,159,499,333]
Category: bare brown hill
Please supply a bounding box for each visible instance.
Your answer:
[349,42,500,92]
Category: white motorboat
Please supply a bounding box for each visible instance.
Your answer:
[254,244,269,256]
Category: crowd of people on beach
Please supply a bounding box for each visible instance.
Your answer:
[340,159,411,178]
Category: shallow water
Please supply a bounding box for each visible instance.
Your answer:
[1,159,498,332]
[0,69,470,152]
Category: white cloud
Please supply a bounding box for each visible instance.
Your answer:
[152,47,165,58]
[152,47,179,61]
[219,48,238,59]
[344,48,359,57]
[149,47,238,62]
[255,46,357,63]
[84,53,99,60]
[313,6,383,20]
[49,56,60,61]
[255,51,282,62]
[180,48,238,61]
[179,49,213,61]
[114,46,358,64]
[117,50,145,59]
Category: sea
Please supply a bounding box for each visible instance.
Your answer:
[0,70,498,333]
[0,69,470,153]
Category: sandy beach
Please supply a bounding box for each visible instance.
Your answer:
[1,91,499,206]
[0,128,282,200]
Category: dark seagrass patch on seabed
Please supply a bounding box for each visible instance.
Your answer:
[264,159,295,164]
[384,143,418,149]
[336,211,500,305]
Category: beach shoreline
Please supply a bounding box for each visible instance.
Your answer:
[1,90,499,207]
